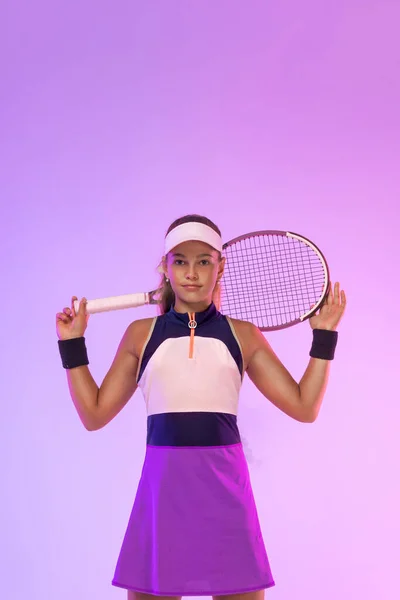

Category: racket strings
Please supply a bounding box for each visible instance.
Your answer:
[221,234,327,329]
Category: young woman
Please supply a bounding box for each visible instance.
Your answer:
[56,214,346,600]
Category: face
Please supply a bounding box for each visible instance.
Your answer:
[163,240,225,308]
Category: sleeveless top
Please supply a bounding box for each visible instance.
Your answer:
[136,302,245,447]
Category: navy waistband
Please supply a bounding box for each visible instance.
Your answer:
[146,412,241,446]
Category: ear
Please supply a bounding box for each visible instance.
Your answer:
[157,257,169,278]
[162,256,169,278]
[218,256,226,280]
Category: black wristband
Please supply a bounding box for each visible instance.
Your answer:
[58,337,89,369]
[310,329,338,360]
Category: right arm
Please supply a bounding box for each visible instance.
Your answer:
[57,296,151,431]
[66,322,140,430]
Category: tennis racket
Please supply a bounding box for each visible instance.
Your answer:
[73,230,330,331]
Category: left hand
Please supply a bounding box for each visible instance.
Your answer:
[309,282,346,331]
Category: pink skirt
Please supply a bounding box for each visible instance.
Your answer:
[112,443,275,596]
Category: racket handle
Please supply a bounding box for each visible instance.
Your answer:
[73,292,150,315]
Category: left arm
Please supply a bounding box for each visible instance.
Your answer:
[244,282,346,423]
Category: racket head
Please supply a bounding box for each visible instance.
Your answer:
[220,230,330,331]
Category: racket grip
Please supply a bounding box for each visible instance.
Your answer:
[73,293,150,315]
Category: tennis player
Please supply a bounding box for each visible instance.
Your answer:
[56,214,346,600]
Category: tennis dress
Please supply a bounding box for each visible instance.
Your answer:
[112,302,275,596]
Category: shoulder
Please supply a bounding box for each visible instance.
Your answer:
[226,316,259,340]
[122,317,158,357]
[126,316,157,335]
[225,317,264,366]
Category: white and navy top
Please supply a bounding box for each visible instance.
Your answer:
[136,302,244,447]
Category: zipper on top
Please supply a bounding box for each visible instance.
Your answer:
[188,312,197,358]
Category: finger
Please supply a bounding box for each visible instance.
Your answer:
[63,307,72,317]
[326,283,333,304]
[56,313,69,323]
[341,289,346,305]
[77,298,87,315]
[334,282,340,303]
[71,296,78,317]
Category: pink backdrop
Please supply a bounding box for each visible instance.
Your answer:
[1,1,399,599]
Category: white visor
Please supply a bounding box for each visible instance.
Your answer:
[164,222,223,255]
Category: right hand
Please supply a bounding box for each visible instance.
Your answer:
[56,296,90,341]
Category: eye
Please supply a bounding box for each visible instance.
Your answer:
[200,259,210,266]
[174,259,185,265]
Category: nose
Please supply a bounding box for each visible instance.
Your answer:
[185,265,199,280]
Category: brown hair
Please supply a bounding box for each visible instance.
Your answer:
[158,214,223,314]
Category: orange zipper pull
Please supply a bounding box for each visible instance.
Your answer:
[188,312,197,358]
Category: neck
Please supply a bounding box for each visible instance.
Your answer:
[173,298,213,314]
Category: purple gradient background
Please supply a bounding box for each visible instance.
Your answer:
[1,1,399,599]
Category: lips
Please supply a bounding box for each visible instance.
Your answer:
[182,285,202,290]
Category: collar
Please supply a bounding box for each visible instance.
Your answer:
[168,302,218,326]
